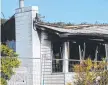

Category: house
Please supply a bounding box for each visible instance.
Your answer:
[33,22,108,85]
[1,0,108,85]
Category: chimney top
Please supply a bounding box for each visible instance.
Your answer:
[19,0,24,8]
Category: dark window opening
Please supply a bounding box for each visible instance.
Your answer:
[52,42,63,59]
[69,40,106,72]
[85,42,97,60]
[85,42,105,61]
[69,41,79,60]
[52,42,63,72]
[69,41,81,72]
[97,43,105,61]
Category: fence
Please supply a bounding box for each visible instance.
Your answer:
[52,59,108,72]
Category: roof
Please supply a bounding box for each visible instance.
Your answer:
[35,23,108,40]
[1,16,15,42]
[36,23,108,34]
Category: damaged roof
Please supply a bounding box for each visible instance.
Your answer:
[35,23,108,40]
[36,23,108,34]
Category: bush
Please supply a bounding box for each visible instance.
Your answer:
[0,78,7,85]
[0,44,20,85]
[73,58,108,85]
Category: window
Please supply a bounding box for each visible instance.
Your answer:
[85,42,105,61]
[68,40,106,72]
[69,41,80,60]
[85,42,97,60]
[97,43,105,61]
[69,41,80,72]
[52,41,63,72]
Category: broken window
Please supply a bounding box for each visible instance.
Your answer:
[85,42,97,60]
[97,43,105,61]
[85,42,105,61]
[69,41,80,72]
[68,40,106,72]
[52,41,63,72]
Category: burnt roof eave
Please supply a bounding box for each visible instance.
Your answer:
[35,23,65,37]
[35,23,108,39]
[35,23,67,33]
[59,33,108,38]
[59,33,108,43]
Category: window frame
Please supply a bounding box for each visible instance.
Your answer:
[51,41,64,73]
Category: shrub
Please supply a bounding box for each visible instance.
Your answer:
[0,78,7,85]
[0,44,20,85]
[73,58,108,85]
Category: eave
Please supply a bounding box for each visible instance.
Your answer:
[35,23,108,42]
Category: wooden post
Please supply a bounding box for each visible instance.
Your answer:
[95,46,98,61]
[83,42,86,60]
[105,44,108,70]
[79,45,82,62]
[63,41,69,73]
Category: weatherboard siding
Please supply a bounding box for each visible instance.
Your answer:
[41,31,65,85]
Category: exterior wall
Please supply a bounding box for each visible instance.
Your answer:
[8,6,41,85]
[65,73,76,85]
[41,31,52,84]
[41,31,65,85]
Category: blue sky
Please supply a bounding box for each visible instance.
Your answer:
[1,0,108,24]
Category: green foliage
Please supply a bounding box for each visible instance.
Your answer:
[73,58,108,85]
[0,44,20,85]
[0,78,7,85]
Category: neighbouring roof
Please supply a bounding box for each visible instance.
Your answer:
[1,15,15,42]
[0,18,7,25]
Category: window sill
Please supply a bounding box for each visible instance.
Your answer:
[51,72,64,75]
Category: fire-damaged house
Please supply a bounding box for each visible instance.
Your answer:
[34,23,108,85]
[1,2,108,85]
[35,23,108,63]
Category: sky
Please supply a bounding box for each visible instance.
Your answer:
[1,0,108,24]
